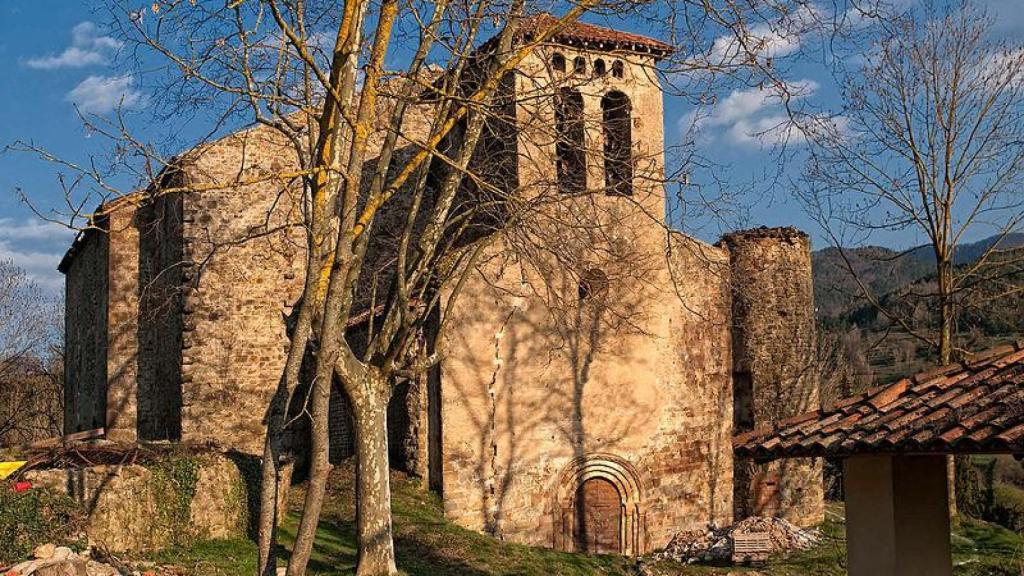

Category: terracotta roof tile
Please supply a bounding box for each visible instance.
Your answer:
[776,410,822,428]
[947,384,992,409]
[996,422,1024,442]
[517,13,674,56]
[734,342,1024,461]
[478,13,674,59]
[832,393,866,410]
[868,378,909,410]
[913,361,966,385]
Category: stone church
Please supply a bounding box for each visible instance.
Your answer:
[60,15,822,556]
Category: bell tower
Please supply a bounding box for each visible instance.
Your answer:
[509,14,674,224]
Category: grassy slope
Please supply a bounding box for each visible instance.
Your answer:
[150,472,1023,575]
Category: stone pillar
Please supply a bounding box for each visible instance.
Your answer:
[105,204,140,442]
[722,227,823,526]
[844,454,952,576]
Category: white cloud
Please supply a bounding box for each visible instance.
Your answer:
[683,79,823,148]
[0,219,75,292]
[66,75,144,114]
[0,242,64,292]
[707,4,822,67]
[976,47,1024,93]
[708,23,800,66]
[0,218,74,242]
[24,21,122,70]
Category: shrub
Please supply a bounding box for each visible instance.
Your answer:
[0,487,84,566]
[993,455,1024,489]
[989,483,1024,533]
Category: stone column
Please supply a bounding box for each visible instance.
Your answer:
[105,206,140,443]
[843,454,952,576]
[723,227,823,526]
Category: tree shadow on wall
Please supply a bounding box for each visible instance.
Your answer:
[663,233,736,529]
[442,194,659,543]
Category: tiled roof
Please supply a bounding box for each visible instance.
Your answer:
[477,13,673,59]
[734,341,1024,461]
[517,13,673,56]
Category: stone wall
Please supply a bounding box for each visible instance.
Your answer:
[63,226,109,434]
[158,84,436,454]
[173,127,307,453]
[722,227,824,527]
[105,200,141,442]
[137,191,185,441]
[388,379,424,474]
[512,45,666,220]
[328,386,356,463]
[438,231,735,553]
[24,454,251,553]
[62,196,142,441]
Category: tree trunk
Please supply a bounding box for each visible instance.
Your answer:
[277,460,294,526]
[257,445,296,575]
[352,387,398,576]
[948,456,958,519]
[936,256,955,366]
[257,434,281,576]
[936,254,957,518]
[286,369,333,576]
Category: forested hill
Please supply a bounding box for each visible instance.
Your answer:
[812,234,1024,386]
[812,233,1024,321]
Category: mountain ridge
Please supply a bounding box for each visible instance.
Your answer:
[812,232,1024,320]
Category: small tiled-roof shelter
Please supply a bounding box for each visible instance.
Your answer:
[734,342,1024,576]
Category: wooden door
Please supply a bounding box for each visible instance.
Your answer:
[575,478,622,554]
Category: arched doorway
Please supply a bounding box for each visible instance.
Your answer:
[575,478,622,554]
[552,454,645,556]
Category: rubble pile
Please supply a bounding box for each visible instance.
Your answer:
[3,545,119,576]
[731,516,819,552]
[659,524,732,564]
[659,516,819,565]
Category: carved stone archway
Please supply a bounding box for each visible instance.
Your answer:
[552,453,645,556]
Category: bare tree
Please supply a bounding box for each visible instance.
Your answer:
[0,260,62,446]
[60,5,624,574]
[799,0,1024,366]
[799,0,1024,518]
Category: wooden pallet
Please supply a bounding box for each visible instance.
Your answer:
[732,531,771,564]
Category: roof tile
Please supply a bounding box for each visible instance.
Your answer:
[869,378,909,410]
[734,343,1024,460]
[517,13,674,55]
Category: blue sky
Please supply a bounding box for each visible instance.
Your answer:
[1,1,1022,292]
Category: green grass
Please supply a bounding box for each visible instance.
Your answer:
[150,467,634,576]
[148,473,1024,575]
[952,517,1024,576]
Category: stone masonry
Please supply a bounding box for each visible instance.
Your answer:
[722,227,824,527]
[61,193,142,440]
[60,16,823,555]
